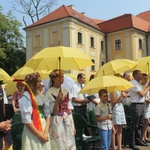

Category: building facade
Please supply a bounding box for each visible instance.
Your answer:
[24,5,150,76]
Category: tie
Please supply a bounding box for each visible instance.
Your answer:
[81,84,86,99]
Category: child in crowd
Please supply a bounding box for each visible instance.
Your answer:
[12,81,24,113]
[95,89,112,150]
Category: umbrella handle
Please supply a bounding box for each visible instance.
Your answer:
[59,57,62,92]
[148,63,150,80]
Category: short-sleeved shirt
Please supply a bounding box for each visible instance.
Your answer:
[95,101,112,130]
[70,82,88,106]
[19,91,50,124]
[129,79,145,103]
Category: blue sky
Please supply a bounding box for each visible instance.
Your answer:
[1,0,150,36]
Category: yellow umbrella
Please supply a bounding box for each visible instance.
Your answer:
[0,68,10,82]
[6,67,51,95]
[79,76,134,94]
[37,70,51,79]
[4,80,18,95]
[135,56,150,74]
[95,59,138,77]
[11,66,51,80]
[12,66,34,79]
[24,46,94,70]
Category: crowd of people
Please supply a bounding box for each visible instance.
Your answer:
[0,69,150,150]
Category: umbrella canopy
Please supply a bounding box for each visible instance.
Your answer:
[79,76,134,94]
[11,66,51,80]
[0,68,10,82]
[24,46,94,70]
[135,56,150,74]
[4,80,18,95]
[6,68,51,95]
[12,67,34,79]
[95,59,138,77]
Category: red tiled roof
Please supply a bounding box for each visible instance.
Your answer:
[92,19,105,24]
[136,10,150,22]
[24,5,150,34]
[24,5,101,31]
[97,14,150,33]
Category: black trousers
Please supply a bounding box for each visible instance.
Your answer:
[129,103,144,143]
[73,106,91,136]
[73,106,87,117]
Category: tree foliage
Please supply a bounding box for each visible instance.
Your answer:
[0,6,26,76]
[12,0,58,26]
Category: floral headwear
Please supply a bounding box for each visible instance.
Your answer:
[49,69,64,78]
[22,72,43,132]
[25,72,40,82]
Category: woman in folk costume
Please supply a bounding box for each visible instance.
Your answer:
[46,69,76,150]
[19,72,51,150]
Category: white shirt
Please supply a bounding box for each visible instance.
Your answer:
[88,94,100,111]
[19,91,50,124]
[3,88,8,104]
[129,79,145,103]
[70,82,88,106]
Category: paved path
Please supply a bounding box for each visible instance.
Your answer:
[87,128,150,150]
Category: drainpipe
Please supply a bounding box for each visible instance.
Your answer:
[105,34,109,62]
[145,33,149,56]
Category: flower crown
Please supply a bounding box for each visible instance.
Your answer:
[25,72,40,82]
[49,70,64,78]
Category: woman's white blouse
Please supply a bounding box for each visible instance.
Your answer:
[19,91,50,124]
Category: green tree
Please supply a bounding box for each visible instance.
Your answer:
[0,6,26,75]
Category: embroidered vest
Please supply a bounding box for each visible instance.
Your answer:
[52,93,71,116]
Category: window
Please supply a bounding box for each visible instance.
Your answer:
[35,35,40,47]
[91,59,95,71]
[139,39,142,49]
[115,39,121,50]
[101,61,105,66]
[78,32,82,44]
[52,31,58,45]
[90,37,94,48]
[101,41,104,50]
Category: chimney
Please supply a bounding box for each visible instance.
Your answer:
[68,5,75,10]
[81,12,86,16]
